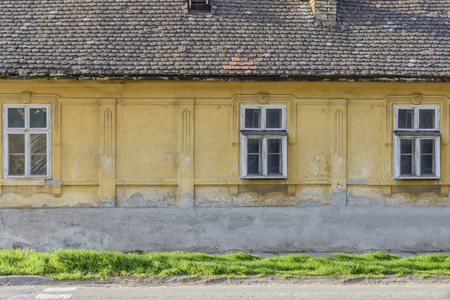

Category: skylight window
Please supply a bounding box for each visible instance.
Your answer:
[188,0,211,14]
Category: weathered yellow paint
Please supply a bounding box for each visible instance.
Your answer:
[347,104,385,179]
[194,104,231,180]
[0,79,448,207]
[61,104,100,180]
[116,103,178,180]
[297,104,331,179]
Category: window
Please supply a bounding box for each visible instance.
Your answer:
[188,0,211,14]
[240,105,287,178]
[393,105,440,179]
[3,104,51,179]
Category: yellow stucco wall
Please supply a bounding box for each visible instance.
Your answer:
[0,79,449,207]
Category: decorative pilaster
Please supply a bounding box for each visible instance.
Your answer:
[52,98,62,196]
[178,100,195,208]
[331,100,347,206]
[99,99,116,205]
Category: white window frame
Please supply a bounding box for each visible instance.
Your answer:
[3,104,51,179]
[393,105,440,179]
[241,104,287,131]
[240,105,287,178]
[394,105,439,131]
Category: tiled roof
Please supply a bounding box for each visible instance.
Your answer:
[0,0,449,78]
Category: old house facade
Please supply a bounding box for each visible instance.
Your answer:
[0,0,449,252]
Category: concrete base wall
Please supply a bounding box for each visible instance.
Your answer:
[0,207,449,252]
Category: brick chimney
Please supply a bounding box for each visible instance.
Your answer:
[309,0,337,27]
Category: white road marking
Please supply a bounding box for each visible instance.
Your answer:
[35,287,77,299]
[43,288,78,292]
[35,293,72,299]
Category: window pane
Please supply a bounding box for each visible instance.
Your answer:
[420,155,434,175]
[9,155,25,176]
[31,134,47,154]
[266,109,282,129]
[420,139,434,176]
[245,109,261,128]
[268,154,280,174]
[420,139,434,154]
[267,139,281,174]
[247,138,261,154]
[8,108,25,128]
[400,155,413,175]
[30,108,47,128]
[8,134,25,176]
[8,134,25,154]
[398,109,414,129]
[30,134,48,176]
[267,139,281,154]
[31,155,47,176]
[400,139,414,175]
[400,139,413,154]
[247,139,261,174]
[419,109,435,129]
[247,155,260,175]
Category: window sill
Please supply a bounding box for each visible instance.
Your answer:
[241,175,287,179]
[394,176,440,180]
[241,130,288,135]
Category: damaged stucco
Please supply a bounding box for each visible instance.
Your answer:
[118,193,174,208]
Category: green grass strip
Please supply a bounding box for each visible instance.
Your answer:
[0,249,449,280]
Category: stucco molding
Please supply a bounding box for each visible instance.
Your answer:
[257,91,270,104]
[411,92,423,105]
[21,91,32,104]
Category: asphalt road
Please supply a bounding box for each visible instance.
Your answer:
[1,284,450,300]
[1,275,450,300]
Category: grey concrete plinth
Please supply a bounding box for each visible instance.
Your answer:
[0,207,449,252]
